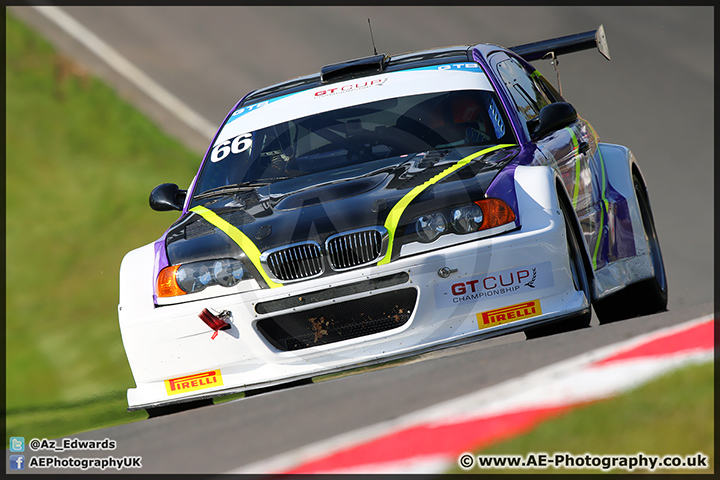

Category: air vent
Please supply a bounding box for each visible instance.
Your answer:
[320,54,390,83]
[257,288,417,351]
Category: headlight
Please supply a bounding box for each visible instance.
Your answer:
[157,258,246,297]
[416,212,448,242]
[212,259,245,287]
[176,262,212,293]
[475,198,516,229]
[451,204,484,233]
[410,198,516,242]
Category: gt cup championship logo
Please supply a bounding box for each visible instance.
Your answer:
[314,78,387,97]
[164,370,223,396]
[434,261,553,309]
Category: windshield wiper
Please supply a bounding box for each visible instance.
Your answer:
[193,181,290,200]
[268,166,397,201]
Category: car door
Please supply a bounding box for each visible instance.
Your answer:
[491,52,605,268]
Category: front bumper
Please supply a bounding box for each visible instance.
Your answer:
[120,205,587,410]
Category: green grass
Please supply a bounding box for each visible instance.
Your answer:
[448,361,714,474]
[6,12,200,442]
[5,391,146,441]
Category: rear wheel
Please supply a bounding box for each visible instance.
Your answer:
[525,194,592,339]
[594,175,667,323]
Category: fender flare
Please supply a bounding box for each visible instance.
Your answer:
[598,143,651,259]
[513,164,596,295]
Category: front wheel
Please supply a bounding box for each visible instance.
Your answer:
[593,175,668,323]
[525,194,592,339]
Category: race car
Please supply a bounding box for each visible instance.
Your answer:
[118,25,667,414]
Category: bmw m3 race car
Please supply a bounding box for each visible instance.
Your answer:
[118,26,667,414]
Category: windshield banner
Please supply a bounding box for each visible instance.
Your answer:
[218,63,492,146]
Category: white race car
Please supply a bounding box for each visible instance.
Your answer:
[119,26,666,414]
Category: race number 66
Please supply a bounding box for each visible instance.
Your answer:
[211,133,252,163]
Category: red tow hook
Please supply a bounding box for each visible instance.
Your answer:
[199,308,232,339]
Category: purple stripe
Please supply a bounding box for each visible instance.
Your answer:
[152,231,170,302]
[471,47,526,144]
[485,163,520,229]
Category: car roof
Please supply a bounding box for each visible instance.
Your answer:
[239,26,609,107]
[241,45,489,105]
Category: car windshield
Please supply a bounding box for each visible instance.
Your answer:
[193,89,513,197]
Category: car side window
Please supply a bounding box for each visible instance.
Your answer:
[495,57,551,122]
[534,73,564,103]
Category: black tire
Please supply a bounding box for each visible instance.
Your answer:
[146,397,214,418]
[593,175,668,323]
[525,193,592,339]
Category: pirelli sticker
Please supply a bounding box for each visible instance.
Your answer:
[477,300,542,330]
[165,370,223,396]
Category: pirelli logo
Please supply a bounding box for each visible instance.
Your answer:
[477,300,542,329]
[164,370,223,396]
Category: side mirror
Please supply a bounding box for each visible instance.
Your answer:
[149,183,187,212]
[527,102,578,141]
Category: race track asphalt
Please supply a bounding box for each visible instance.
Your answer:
[9,6,714,474]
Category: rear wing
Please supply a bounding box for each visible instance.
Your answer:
[509,25,610,62]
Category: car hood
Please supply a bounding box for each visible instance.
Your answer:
[166,145,519,266]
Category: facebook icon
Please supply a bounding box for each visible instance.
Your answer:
[9,455,25,470]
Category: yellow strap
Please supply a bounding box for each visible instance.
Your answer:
[190,205,283,288]
[567,128,581,209]
[377,144,515,266]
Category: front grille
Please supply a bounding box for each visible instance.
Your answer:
[263,242,323,281]
[326,227,387,270]
[256,288,417,351]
